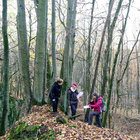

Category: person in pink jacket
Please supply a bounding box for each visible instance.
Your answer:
[88,92,102,128]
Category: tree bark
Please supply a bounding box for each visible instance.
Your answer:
[69,0,77,85]
[33,0,47,104]
[84,0,114,122]
[86,0,96,96]
[51,0,57,80]
[0,0,9,135]
[16,0,32,113]
[63,0,74,113]
[101,0,122,97]
[135,40,140,113]
[102,0,132,127]
[42,0,49,103]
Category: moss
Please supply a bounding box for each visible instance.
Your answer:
[46,109,51,112]
[56,116,68,124]
[8,96,22,126]
[9,121,61,140]
[9,121,41,140]
[72,124,77,128]
[0,84,23,129]
[37,128,61,139]
[68,124,77,128]
[0,83,3,127]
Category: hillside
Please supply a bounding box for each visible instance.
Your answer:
[0,104,137,140]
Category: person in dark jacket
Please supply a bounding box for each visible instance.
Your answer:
[49,78,63,117]
[88,92,102,128]
[68,83,79,120]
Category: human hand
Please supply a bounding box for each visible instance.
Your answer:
[52,99,55,101]
[78,98,80,102]
[89,105,92,107]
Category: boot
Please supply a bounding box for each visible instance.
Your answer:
[53,112,57,117]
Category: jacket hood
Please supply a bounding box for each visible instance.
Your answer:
[98,96,103,101]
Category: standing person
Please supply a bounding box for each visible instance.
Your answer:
[88,92,102,128]
[49,78,63,117]
[68,83,79,120]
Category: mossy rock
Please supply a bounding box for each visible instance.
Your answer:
[8,96,22,126]
[56,116,68,124]
[46,109,51,112]
[9,121,41,140]
[38,128,61,139]
[9,121,61,140]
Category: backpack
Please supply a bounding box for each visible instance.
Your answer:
[101,99,107,112]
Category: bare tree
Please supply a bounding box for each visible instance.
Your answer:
[102,0,132,127]
[84,0,115,122]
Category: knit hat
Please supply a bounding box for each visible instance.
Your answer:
[72,83,77,87]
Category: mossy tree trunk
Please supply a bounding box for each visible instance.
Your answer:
[135,44,140,114]
[42,0,49,103]
[0,0,9,136]
[33,0,48,104]
[86,0,95,97]
[84,0,114,122]
[101,0,122,97]
[51,0,57,81]
[102,0,132,127]
[63,0,74,113]
[69,0,77,85]
[16,0,32,114]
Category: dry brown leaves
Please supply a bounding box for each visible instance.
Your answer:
[0,104,138,140]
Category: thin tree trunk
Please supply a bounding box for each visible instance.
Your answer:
[0,0,9,135]
[63,0,74,113]
[42,0,48,103]
[69,0,77,85]
[86,0,96,96]
[52,0,57,80]
[101,0,123,97]
[102,0,132,127]
[135,44,140,113]
[84,0,114,122]
[126,51,129,117]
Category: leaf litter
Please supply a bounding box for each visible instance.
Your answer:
[0,104,138,140]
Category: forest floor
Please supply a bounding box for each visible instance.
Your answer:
[0,104,138,140]
[114,113,140,139]
[76,101,140,139]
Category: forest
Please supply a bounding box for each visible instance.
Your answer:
[0,0,140,139]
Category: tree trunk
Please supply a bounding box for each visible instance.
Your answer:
[16,0,32,113]
[86,0,96,96]
[135,44,140,113]
[51,0,57,80]
[101,0,122,97]
[33,0,48,104]
[84,0,114,122]
[69,0,77,85]
[0,0,9,135]
[42,0,49,103]
[102,0,132,127]
[63,0,74,113]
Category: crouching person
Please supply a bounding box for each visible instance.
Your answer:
[49,78,63,117]
[88,92,102,128]
[68,83,79,120]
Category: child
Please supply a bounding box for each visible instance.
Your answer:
[88,92,102,128]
